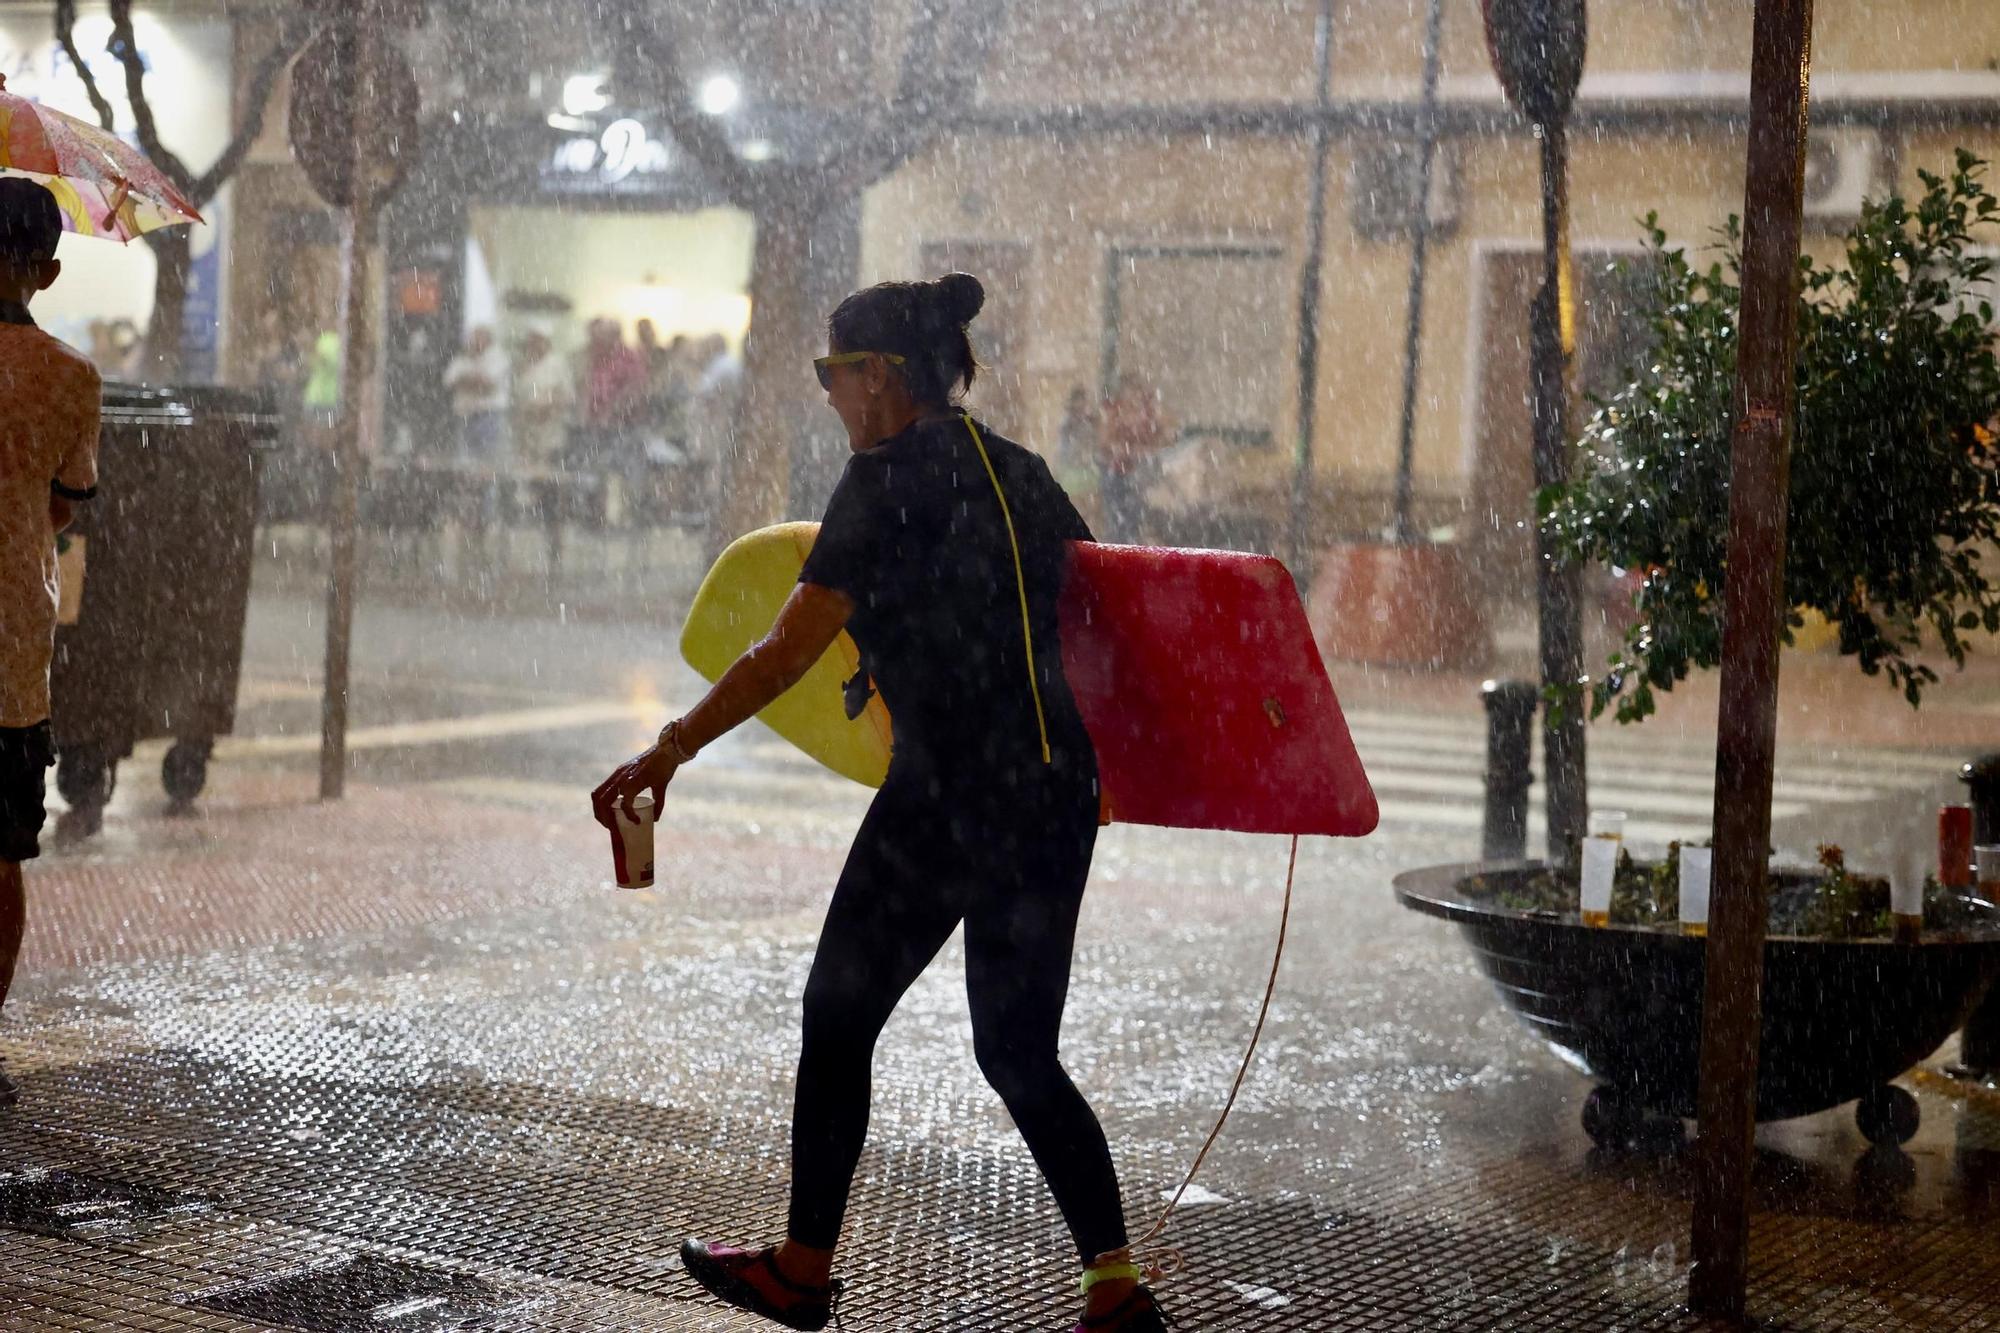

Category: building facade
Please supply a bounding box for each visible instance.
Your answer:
[859,0,2000,590]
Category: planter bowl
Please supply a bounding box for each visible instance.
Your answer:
[1395,861,2000,1143]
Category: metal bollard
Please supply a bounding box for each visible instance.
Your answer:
[1482,678,1539,862]
[1958,755,2000,1071]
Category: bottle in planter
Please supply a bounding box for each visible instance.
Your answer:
[1579,810,1624,928]
[1679,845,1712,937]
[1941,804,1974,890]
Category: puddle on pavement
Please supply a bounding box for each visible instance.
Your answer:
[189,1252,522,1331]
[0,1168,210,1242]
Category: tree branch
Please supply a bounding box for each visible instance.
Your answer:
[106,0,190,192]
[619,11,757,210]
[829,0,1008,196]
[52,0,116,133]
[606,0,1006,217]
[191,16,316,205]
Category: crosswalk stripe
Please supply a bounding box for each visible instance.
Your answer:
[213,689,1950,852]
[1341,705,1967,772]
[1371,798,1701,847]
[1347,720,1953,779]
[206,701,663,758]
[1351,746,1930,803]
[1358,768,1808,820]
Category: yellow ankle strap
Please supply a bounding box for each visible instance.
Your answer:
[1078,1262,1143,1296]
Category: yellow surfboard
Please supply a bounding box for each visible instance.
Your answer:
[678,522,894,788]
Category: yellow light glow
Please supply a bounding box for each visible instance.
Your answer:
[613,282,751,348]
[1557,233,1578,358]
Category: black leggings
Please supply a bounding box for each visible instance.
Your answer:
[787,769,1129,1265]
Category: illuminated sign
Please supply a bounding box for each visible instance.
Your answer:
[547,118,673,187]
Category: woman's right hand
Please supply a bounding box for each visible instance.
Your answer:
[591,744,678,830]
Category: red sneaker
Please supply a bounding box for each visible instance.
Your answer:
[680,1239,843,1331]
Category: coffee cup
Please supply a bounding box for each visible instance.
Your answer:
[610,792,658,889]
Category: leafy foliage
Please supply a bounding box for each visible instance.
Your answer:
[1541,150,2000,723]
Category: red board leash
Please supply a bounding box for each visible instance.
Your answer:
[1088,833,1299,1288]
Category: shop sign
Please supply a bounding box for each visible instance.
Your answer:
[544,118,675,192]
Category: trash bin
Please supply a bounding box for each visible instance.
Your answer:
[50,383,280,828]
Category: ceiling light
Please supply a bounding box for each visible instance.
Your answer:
[698,74,741,116]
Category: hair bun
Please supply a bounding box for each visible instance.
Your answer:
[930,271,985,325]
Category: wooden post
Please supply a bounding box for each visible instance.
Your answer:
[319,20,381,801]
[1688,0,1815,1319]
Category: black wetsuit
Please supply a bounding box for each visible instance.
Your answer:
[789,414,1127,1264]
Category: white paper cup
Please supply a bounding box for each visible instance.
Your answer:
[610,792,658,889]
[1891,870,1923,920]
[1977,845,2000,902]
[1679,846,1713,931]
[1580,835,1618,924]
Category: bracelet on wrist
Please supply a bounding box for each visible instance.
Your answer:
[659,718,699,764]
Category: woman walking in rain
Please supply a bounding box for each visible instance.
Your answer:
[594,273,1170,1332]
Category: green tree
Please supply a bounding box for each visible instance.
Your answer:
[1543,149,2000,723]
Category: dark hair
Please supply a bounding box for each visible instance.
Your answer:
[0,179,61,268]
[827,272,984,407]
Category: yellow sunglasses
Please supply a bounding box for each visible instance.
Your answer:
[813,350,905,389]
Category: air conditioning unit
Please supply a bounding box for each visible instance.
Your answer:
[1803,126,1887,225]
[1350,141,1461,243]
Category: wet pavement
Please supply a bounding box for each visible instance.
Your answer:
[4,557,2000,1329]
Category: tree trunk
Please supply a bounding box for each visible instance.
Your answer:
[715,197,823,550]
[142,226,191,383]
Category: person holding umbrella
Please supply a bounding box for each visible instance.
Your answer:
[593,274,1172,1332]
[0,78,203,1105]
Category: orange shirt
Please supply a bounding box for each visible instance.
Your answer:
[0,322,99,727]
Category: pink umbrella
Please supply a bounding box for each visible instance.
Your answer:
[0,73,201,242]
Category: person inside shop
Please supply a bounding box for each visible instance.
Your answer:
[1096,372,1171,544]
[302,329,342,445]
[579,318,648,473]
[674,333,741,528]
[592,273,1172,1333]
[444,325,509,463]
[511,327,574,468]
[0,179,102,1107]
[511,326,576,569]
[1054,383,1101,527]
[443,325,510,555]
[634,318,686,453]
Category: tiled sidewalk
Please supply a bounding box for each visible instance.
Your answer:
[3,771,2000,1329]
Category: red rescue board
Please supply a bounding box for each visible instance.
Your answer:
[1060,543,1378,837]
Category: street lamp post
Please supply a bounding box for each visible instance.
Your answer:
[1481,0,1589,867]
[1387,0,1446,547]
[1286,0,1337,576]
